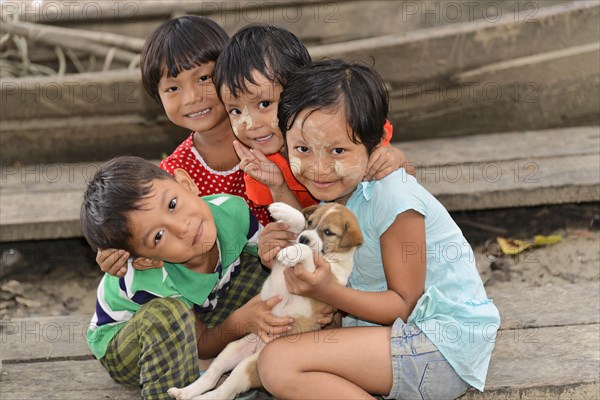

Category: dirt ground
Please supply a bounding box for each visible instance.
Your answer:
[0,203,598,320]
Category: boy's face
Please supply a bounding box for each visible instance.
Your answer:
[127,172,218,269]
[158,62,229,133]
[220,70,284,156]
[286,109,369,205]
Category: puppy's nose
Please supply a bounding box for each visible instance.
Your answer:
[298,235,310,245]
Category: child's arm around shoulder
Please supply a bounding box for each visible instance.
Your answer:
[364,145,416,181]
[284,210,426,325]
[96,248,164,277]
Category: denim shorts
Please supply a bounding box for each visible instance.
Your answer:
[385,319,470,400]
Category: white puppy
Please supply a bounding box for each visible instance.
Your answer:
[168,202,363,400]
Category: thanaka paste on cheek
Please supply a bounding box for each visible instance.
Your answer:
[289,154,302,176]
[334,156,364,181]
[240,106,253,130]
[230,107,253,139]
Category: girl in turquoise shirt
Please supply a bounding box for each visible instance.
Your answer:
[257,60,501,399]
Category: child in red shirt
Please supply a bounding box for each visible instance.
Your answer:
[213,24,409,211]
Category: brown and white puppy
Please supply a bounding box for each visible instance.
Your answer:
[168,202,363,400]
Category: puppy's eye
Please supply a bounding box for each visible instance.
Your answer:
[324,229,335,236]
[307,219,313,227]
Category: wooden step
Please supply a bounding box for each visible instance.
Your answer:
[1,283,598,399]
[1,127,598,242]
[2,2,598,164]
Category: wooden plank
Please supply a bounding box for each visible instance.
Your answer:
[3,3,596,122]
[486,282,600,331]
[2,127,599,241]
[397,127,600,166]
[388,45,600,139]
[1,69,154,120]
[1,315,92,363]
[419,153,599,211]
[3,283,597,363]
[485,324,600,391]
[1,324,597,399]
[309,1,600,85]
[0,114,188,164]
[0,359,139,400]
[4,1,567,45]
[1,190,82,242]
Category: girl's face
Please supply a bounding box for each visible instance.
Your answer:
[220,70,284,156]
[286,108,369,204]
[158,62,229,133]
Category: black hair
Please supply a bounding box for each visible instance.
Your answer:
[140,15,229,107]
[278,59,389,154]
[213,24,311,99]
[80,156,173,254]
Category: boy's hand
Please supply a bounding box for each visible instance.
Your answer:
[234,140,285,189]
[96,249,129,277]
[96,249,164,278]
[258,222,297,268]
[242,295,293,343]
[364,146,416,181]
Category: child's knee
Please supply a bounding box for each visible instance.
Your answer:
[257,341,290,393]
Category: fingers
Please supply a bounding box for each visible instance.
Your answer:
[97,248,129,277]
[365,147,384,176]
[364,150,388,181]
[371,164,396,180]
[249,147,269,162]
[132,257,164,270]
[259,246,280,268]
[233,140,251,159]
[263,294,283,309]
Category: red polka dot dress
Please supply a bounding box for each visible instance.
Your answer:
[160,132,271,226]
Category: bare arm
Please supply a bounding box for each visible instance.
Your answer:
[284,210,426,325]
[195,294,293,359]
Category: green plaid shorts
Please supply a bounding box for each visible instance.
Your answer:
[99,253,269,399]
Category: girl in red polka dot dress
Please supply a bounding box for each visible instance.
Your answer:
[96,16,270,276]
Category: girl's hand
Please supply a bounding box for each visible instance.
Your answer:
[241,295,293,343]
[258,222,297,268]
[283,253,333,301]
[96,248,129,277]
[234,140,285,189]
[96,249,163,278]
[315,304,336,327]
[364,146,416,181]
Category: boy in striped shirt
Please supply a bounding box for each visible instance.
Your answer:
[80,156,296,399]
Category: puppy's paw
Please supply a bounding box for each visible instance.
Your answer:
[167,387,186,399]
[276,243,311,267]
[268,202,305,234]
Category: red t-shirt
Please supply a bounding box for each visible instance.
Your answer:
[160,132,271,226]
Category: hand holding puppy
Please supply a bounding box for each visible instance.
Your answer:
[284,253,334,302]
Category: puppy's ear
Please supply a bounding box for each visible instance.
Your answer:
[340,222,364,249]
[302,205,319,220]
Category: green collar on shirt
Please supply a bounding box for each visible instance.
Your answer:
[163,194,253,306]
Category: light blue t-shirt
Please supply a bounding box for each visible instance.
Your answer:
[343,169,500,391]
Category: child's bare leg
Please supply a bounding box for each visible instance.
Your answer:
[258,326,393,399]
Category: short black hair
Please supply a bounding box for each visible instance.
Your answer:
[278,59,389,154]
[80,156,173,254]
[140,15,229,107]
[213,24,311,99]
